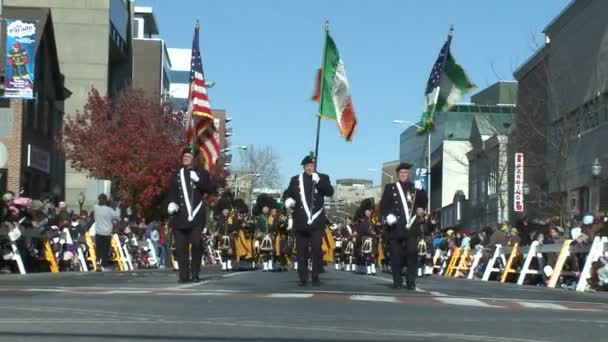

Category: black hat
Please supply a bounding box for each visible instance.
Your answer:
[216,192,234,212]
[301,152,316,166]
[232,198,249,214]
[395,162,412,172]
[359,198,375,212]
[354,198,375,220]
[182,146,199,156]
[254,193,276,216]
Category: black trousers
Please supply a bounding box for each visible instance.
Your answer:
[295,228,323,283]
[95,235,112,267]
[389,236,418,286]
[173,227,202,281]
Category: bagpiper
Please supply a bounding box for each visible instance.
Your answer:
[214,193,235,271]
[254,193,278,271]
[380,162,428,289]
[353,198,378,275]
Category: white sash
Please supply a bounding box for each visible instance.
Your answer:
[396,182,416,229]
[299,174,323,225]
[180,168,203,222]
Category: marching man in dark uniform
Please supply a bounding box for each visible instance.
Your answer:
[283,154,334,286]
[380,162,427,289]
[167,147,217,283]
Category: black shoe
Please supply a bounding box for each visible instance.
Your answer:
[178,278,189,284]
[312,278,321,287]
[298,280,307,287]
[406,283,416,290]
[191,275,201,283]
[391,283,403,289]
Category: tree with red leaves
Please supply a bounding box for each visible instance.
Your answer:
[61,88,226,216]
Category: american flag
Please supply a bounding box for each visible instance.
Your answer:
[185,20,220,170]
[424,34,452,95]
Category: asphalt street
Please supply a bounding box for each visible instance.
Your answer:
[1,267,607,342]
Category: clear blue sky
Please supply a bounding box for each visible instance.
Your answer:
[138,0,570,187]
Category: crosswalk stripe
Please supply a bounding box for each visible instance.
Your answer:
[517,302,569,310]
[351,295,400,303]
[156,292,228,296]
[435,297,502,308]
[265,293,314,299]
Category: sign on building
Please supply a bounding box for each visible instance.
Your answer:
[514,153,524,212]
[4,20,36,99]
[27,144,50,174]
[415,168,428,190]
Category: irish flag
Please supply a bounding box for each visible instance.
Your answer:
[419,30,475,134]
[315,31,357,141]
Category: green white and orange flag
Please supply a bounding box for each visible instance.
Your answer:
[312,31,357,141]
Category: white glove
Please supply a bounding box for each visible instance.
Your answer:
[386,214,398,225]
[414,180,423,190]
[287,217,293,231]
[168,202,179,215]
[312,172,320,183]
[190,170,200,182]
[285,198,296,209]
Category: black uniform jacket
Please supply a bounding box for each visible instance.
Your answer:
[380,181,428,239]
[167,167,216,230]
[283,172,334,232]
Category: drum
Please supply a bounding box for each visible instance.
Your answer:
[219,235,231,250]
[361,238,373,254]
[260,234,273,252]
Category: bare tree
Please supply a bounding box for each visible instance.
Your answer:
[511,43,585,226]
[236,145,282,189]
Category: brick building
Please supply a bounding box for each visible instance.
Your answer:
[0,7,69,198]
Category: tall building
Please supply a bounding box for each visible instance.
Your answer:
[514,0,608,218]
[464,115,514,230]
[132,6,171,101]
[334,178,378,205]
[0,7,70,198]
[4,0,135,208]
[399,81,517,218]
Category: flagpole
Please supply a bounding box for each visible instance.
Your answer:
[314,20,330,169]
[426,25,453,215]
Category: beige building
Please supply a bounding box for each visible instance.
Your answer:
[5,0,134,208]
[132,6,171,101]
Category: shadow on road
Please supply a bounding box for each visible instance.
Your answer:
[0,331,418,342]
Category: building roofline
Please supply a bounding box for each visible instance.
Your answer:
[513,45,548,79]
[542,0,580,35]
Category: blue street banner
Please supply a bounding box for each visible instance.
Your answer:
[5,20,36,99]
[415,168,429,190]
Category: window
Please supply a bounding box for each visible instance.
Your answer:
[488,169,497,195]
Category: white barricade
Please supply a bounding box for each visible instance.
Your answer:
[576,236,608,292]
[146,239,159,267]
[113,234,132,271]
[9,236,26,275]
[60,228,88,272]
[467,247,484,280]
[481,244,509,281]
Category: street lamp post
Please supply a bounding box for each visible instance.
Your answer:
[393,120,431,214]
[77,192,86,214]
[592,158,602,214]
[221,145,248,154]
[234,173,261,199]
